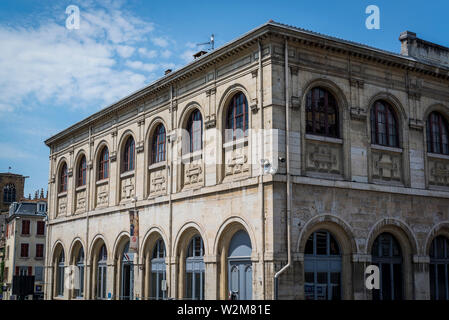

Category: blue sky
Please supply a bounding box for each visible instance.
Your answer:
[0,0,448,197]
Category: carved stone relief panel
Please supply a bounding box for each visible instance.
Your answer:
[224,143,249,180]
[428,158,449,187]
[96,182,109,207]
[149,167,167,197]
[183,161,204,189]
[120,175,135,201]
[305,141,342,175]
[75,189,86,213]
[57,195,67,217]
[371,151,402,183]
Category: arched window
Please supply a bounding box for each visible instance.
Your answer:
[186,110,203,153]
[226,92,248,141]
[97,244,107,300]
[304,230,341,300]
[370,100,399,147]
[306,87,339,138]
[429,236,449,300]
[77,156,87,187]
[228,230,252,300]
[3,184,16,203]
[426,112,449,155]
[56,250,65,297]
[151,239,166,300]
[122,136,135,173]
[98,147,109,180]
[185,235,205,300]
[59,163,68,193]
[371,233,403,300]
[75,247,84,298]
[120,241,134,300]
[151,124,166,164]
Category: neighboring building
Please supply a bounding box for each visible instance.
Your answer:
[44,21,449,300]
[3,200,47,299]
[0,173,26,296]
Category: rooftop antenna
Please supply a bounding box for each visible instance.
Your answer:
[197,34,215,51]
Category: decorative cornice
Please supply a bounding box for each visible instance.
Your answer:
[205,114,216,129]
[409,118,424,130]
[350,107,367,121]
[205,88,216,97]
[110,151,117,162]
[349,78,365,89]
[291,96,300,109]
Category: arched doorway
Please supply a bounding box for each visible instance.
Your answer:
[371,232,403,300]
[227,230,252,300]
[96,244,107,300]
[74,247,84,298]
[119,241,134,300]
[150,238,166,300]
[185,235,205,300]
[55,249,65,298]
[429,235,449,300]
[304,230,342,300]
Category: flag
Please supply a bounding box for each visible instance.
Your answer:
[129,209,139,253]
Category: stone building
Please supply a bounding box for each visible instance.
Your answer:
[0,173,26,292]
[3,200,47,299]
[44,21,449,300]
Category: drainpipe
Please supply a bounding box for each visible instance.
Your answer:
[274,38,292,300]
[258,39,266,300]
[168,84,174,299]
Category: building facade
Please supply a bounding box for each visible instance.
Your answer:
[3,200,47,299]
[44,22,449,300]
[0,172,26,296]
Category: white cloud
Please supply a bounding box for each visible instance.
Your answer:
[180,49,196,63]
[116,45,135,58]
[161,49,172,59]
[125,60,158,72]
[151,37,169,47]
[0,2,162,112]
[138,48,158,58]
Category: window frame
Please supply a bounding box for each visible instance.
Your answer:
[426,111,449,155]
[98,147,109,181]
[122,136,135,173]
[151,124,166,164]
[2,184,16,203]
[186,110,203,154]
[59,163,68,193]
[21,243,29,258]
[305,87,340,138]
[370,100,400,148]
[226,92,249,141]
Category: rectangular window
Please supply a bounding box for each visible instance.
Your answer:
[3,267,8,282]
[37,221,45,235]
[28,266,32,276]
[36,244,44,258]
[21,220,30,235]
[35,266,43,281]
[21,243,29,257]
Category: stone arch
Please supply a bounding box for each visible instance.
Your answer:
[366,218,418,300]
[301,78,349,128]
[296,214,356,300]
[366,91,407,147]
[140,227,169,300]
[177,101,205,130]
[217,83,253,130]
[424,221,449,255]
[51,241,66,298]
[422,103,449,123]
[297,214,357,254]
[88,235,108,300]
[112,232,132,300]
[68,237,85,264]
[214,217,256,300]
[173,223,207,299]
[93,140,110,176]
[366,218,418,255]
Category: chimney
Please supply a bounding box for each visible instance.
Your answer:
[164,69,172,75]
[399,31,449,67]
[193,50,208,59]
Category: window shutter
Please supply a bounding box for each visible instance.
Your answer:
[28,266,32,276]
[15,266,19,276]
